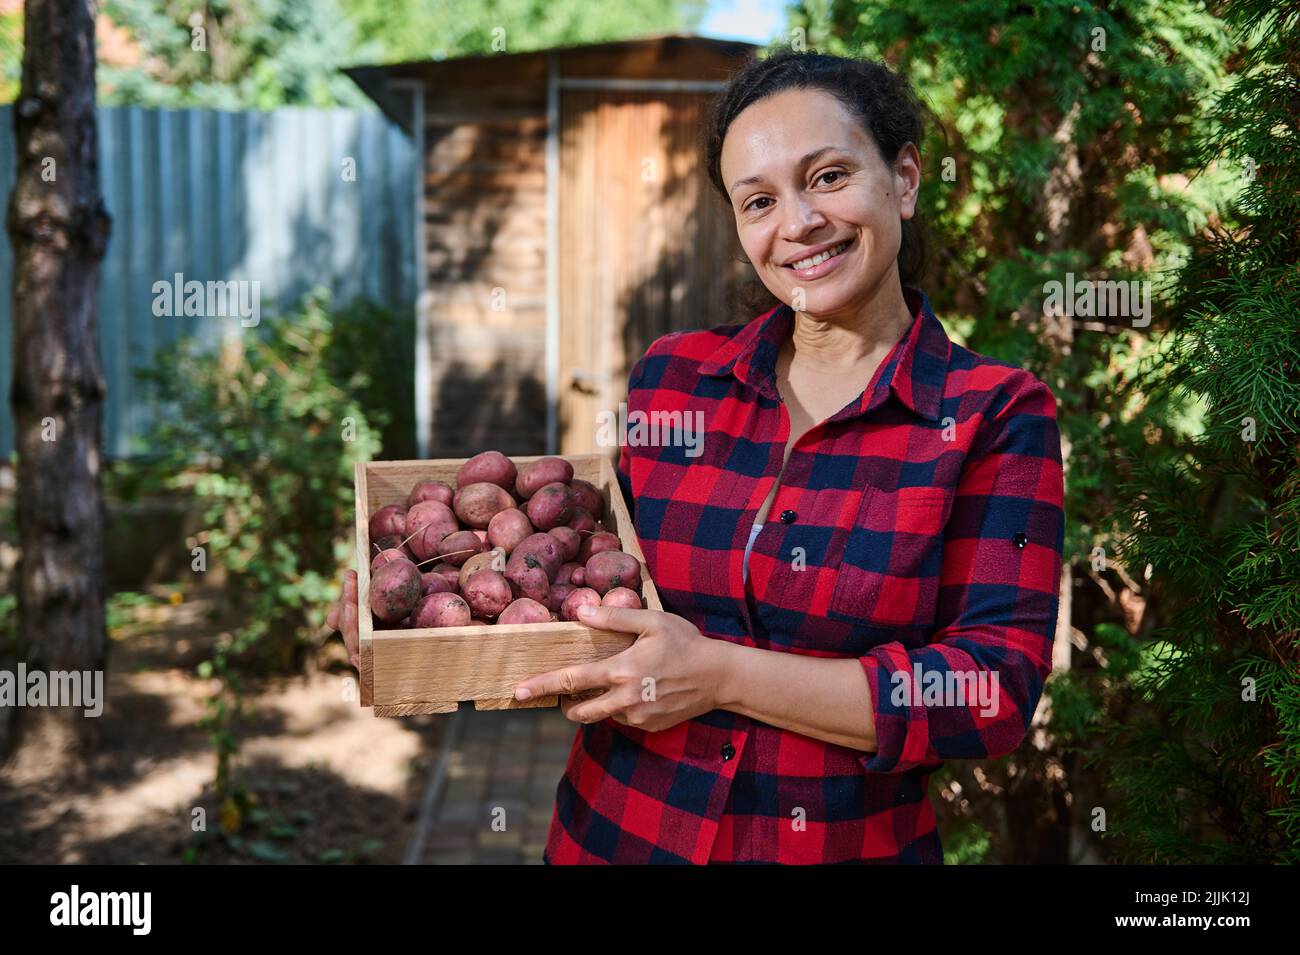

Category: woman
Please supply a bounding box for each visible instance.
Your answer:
[330,49,1065,864]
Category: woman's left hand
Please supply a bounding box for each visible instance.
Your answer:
[514,605,729,732]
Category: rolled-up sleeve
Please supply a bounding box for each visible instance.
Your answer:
[858,375,1065,774]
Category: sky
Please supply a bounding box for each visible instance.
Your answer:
[698,0,790,45]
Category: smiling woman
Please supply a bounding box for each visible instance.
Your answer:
[533,49,1066,866]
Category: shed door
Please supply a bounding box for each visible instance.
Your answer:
[557,89,747,455]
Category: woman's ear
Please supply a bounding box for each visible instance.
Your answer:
[896,142,922,221]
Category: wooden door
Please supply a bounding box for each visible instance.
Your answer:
[557,88,749,455]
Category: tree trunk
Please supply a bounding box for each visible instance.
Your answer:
[2,0,111,768]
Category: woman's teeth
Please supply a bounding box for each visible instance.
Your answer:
[788,241,849,270]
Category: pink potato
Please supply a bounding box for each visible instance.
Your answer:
[456,450,518,491]
[509,532,564,580]
[420,571,456,596]
[566,507,597,536]
[368,504,407,541]
[554,561,581,586]
[526,481,574,531]
[453,482,515,529]
[437,530,488,567]
[410,592,473,629]
[560,587,602,622]
[463,569,513,621]
[548,526,581,562]
[404,500,459,562]
[487,507,534,553]
[429,562,461,585]
[498,597,553,626]
[584,551,642,596]
[601,587,642,609]
[504,559,550,605]
[515,456,574,499]
[568,479,603,518]
[570,566,586,587]
[547,582,577,614]
[369,558,424,623]
[458,547,508,590]
[577,530,623,564]
[370,548,409,573]
[408,480,454,508]
[373,535,418,562]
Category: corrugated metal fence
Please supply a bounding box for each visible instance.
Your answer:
[0,105,415,457]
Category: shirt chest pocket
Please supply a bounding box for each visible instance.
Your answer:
[826,485,951,630]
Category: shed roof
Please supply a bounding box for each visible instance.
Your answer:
[344,32,759,132]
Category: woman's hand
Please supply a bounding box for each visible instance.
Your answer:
[513,605,731,732]
[326,570,360,670]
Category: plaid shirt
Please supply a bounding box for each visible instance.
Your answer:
[545,286,1064,864]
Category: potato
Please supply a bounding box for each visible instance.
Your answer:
[408,480,454,508]
[421,572,456,596]
[504,559,550,605]
[428,562,461,585]
[373,535,418,563]
[548,526,581,562]
[570,566,586,587]
[547,582,577,614]
[411,592,472,629]
[554,561,581,586]
[509,532,564,580]
[370,548,409,573]
[404,500,459,562]
[463,569,513,620]
[438,530,488,567]
[584,551,642,595]
[369,504,407,541]
[453,481,515,529]
[456,450,517,491]
[568,479,603,518]
[498,597,553,625]
[487,507,534,553]
[369,558,423,623]
[601,587,642,609]
[577,530,622,565]
[515,456,574,499]
[459,547,508,590]
[560,587,601,622]
[566,508,597,536]
[526,481,574,531]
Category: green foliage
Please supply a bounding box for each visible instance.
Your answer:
[0,5,20,103]
[136,289,383,809]
[1101,0,1300,862]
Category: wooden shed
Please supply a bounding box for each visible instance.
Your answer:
[345,33,762,459]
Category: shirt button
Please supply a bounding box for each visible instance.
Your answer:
[720,742,736,761]
[779,509,797,524]
[1013,532,1028,549]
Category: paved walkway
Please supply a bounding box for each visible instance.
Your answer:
[408,704,576,865]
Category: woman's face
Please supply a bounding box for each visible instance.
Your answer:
[720,87,920,322]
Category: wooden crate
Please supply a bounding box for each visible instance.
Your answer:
[354,454,659,716]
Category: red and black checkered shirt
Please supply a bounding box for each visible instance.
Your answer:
[545,286,1065,863]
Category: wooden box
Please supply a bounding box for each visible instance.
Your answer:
[354,454,660,716]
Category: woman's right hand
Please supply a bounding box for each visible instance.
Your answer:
[326,570,360,670]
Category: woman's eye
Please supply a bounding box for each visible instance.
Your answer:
[744,196,772,213]
[818,170,844,186]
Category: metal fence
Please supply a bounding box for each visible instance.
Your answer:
[0,105,416,457]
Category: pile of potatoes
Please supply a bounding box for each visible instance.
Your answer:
[366,451,645,630]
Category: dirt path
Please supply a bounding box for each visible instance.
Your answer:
[0,585,444,864]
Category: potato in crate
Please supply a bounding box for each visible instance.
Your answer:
[353,452,661,716]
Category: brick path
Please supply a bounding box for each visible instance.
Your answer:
[410,704,576,865]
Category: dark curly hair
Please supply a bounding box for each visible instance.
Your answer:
[703,48,936,316]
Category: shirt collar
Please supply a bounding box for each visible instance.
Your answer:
[698,285,950,423]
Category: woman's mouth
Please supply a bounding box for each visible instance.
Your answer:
[782,237,854,279]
